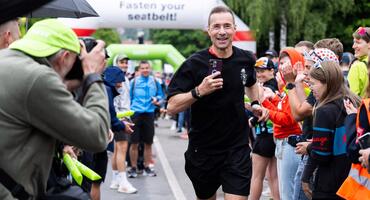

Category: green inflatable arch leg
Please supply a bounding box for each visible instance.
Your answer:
[107,44,186,72]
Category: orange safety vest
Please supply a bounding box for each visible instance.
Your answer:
[337,99,370,199]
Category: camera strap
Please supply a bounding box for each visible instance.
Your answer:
[0,168,30,200]
[77,73,103,103]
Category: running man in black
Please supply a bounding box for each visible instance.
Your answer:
[167,6,268,200]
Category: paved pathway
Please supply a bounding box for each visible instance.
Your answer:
[101,118,272,200]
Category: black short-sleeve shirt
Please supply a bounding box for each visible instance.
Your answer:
[167,46,256,153]
[263,78,278,92]
[301,92,316,139]
[306,91,316,106]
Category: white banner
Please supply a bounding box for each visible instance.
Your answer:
[88,0,217,29]
[59,0,256,52]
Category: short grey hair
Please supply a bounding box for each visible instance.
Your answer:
[47,49,66,63]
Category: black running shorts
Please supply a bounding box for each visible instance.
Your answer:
[184,145,252,199]
[252,134,276,158]
[130,113,155,144]
[114,130,130,141]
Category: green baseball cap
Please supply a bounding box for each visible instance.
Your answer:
[10,19,80,57]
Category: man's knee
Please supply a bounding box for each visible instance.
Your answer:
[115,141,128,150]
[130,143,139,150]
[224,193,247,200]
[197,193,216,200]
[144,143,152,149]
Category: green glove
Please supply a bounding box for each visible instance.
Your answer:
[63,154,83,185]
[117,110,135,119]
[73,159,101,181]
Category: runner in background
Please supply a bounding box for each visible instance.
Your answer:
[128,61,164,178]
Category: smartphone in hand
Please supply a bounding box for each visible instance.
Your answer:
[358,132,370,149]
[208,59,223,77]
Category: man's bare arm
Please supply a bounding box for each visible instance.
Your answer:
[245,83,269,122]
[167,71,223,115]
[167,92,196,116]
[245,82,260,102]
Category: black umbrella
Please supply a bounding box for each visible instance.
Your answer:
[0,0,52,24]
[29,0,99,18]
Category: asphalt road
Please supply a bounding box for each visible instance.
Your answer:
[101,118,272,200]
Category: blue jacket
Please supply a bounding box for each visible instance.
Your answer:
[130,75,164,113]
[103,67,126,132]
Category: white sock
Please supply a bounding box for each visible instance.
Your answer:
[112,170,118,182]
[118,171,128,184]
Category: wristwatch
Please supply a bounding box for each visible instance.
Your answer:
[286,83,296,90]
[191,87,201,99]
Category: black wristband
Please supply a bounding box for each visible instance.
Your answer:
[191,88,200,100]
[251,100,260,107]
[286,83,296,90]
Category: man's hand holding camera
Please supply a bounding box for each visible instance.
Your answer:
[80,40,106,76]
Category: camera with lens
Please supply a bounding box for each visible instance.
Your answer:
[65,37,109,80]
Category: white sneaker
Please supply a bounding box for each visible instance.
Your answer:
[164,114,170,120]
[170,121,176,130]
[117,181,137,194]
[109,180,119,190]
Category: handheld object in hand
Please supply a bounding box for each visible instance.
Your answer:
[288,135,306,147]
[358,132,370,149]
[65,37,109,80]
[208,59,223,76]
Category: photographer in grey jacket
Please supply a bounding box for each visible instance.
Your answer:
[0,19,110,200]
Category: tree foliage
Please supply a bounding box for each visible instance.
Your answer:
[150,29,211,58]
[92,29,121,47]
[225,0,367,53]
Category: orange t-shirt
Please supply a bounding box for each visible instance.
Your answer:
[262,92,302,139]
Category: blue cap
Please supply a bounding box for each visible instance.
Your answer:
[103,66,125,85]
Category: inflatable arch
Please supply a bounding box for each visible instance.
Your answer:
[107,44,186,71]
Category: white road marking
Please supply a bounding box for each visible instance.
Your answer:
[153,136,187,200]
